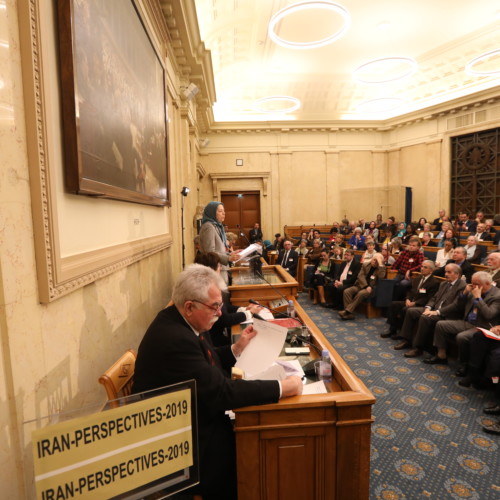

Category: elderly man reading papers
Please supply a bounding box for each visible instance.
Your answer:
[132,264,302,500]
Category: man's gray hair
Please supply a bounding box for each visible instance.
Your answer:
[445,263,462,276]
[455,246,467,257]
[423,259,435,270]
[172,264,226,307]
[472,271,493,285]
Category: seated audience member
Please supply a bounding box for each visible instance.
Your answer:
[433,209,447,232]
[311,250,335,306]
[418,223,435,238]
[294,231,308,246]
[378,216,397,241]
[329,221,340,235]
[361,240,377,263]
[485,219,500,245]
[348,227,366,250]
[296,239,309,257]
[364,234,380,251]
[330,244,345,260]
[464,235,483,263]
[487,252,500,286]
[226,232,238,251]
[306,239,323,266]
[433,246,474,283]
[338,253,386,321]
[375,213,383,228]
[421,232,437,247]
[249,222,263,243]
[395,222,407,238]
[381,245,395,266]
[364,221,379,241]
[383,260,439,340]
[393,264,466,357]
[437,228,458,248]
[473,222,492,241]
[381,228,395,247]
[195,252,263,346]
[460,329,500,435]
[273,233,284,251]
[454,211,477,234]
[474,210,485,226]
[424,271,500,366]
[277,239,299,277]
[435,239,454,267]
[339,218,351,235]
[436,221,453,239]
[416,217,427,232]
[132,264,302,499]
[391,237,425,300]
[358,218,368,230]
[390,237,403,255]
[325,249,361,309]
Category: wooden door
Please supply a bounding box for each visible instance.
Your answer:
[221,192,260,248]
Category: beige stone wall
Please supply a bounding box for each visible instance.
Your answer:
[0,3,192,497]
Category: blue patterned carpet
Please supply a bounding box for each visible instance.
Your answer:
[297,294,500,500]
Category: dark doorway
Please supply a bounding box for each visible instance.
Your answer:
[221,191,261,248]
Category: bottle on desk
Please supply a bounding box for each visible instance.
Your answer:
[287,300,296,318]
[318,349,332,383]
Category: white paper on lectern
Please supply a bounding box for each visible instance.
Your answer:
[235,318,287,376]
[234,243,261,263]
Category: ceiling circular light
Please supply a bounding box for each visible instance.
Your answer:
[465,49,500,76]
[253,96,301,114]
[353,57,418,84]
[356,97,404,114]
[268,1,350,50]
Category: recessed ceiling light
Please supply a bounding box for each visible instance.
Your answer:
[253,96,301,113]
[356,97,404,113]
[268,1,350,50]
[353,57,418,84]
[465,49,500,76]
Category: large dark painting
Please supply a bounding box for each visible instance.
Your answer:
[57,0,169,206]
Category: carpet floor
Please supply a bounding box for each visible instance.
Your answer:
[297,294,500,500]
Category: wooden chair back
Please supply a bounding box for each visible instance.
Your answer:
[98,349,137,407]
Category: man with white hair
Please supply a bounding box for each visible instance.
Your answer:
[133,264,302,499]
[424,271,500,370]
[464,235,483,263]
[487,252,500,286]
[473,222,492,241]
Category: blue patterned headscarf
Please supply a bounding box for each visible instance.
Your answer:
[202,201,227,249]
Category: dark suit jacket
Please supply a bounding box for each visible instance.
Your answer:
[434,259,474,283]
[426,279,466,317]
[465,245,483,264]
[408,275,440,307]
[442,285,500,328]
[277,248,299,276]
[334,259,361,287]
[133,306,279,498]
[249,228,263,243]
[472,231,492,242]
[433,217,443,231]
[209,302,246,347]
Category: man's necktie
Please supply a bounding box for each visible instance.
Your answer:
[199,333,215,366]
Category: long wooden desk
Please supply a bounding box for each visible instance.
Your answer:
[228,265,298,307]
[233,297,375,500]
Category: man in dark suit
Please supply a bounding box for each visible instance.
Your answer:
[432,209,446,232]
[472,222,492,242]
[277,239,299,277]
[133,264,302,500]
[394,264,466,357]
[249,222,263,243]
[454,211,477,234]
[324,249,361,308]
[383,260,439,339]
[425,271,500,367]
[433,246,474,282]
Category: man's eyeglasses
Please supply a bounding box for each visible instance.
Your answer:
[191,299,223,314]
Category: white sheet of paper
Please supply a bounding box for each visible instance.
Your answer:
[235,318,287,376]
[302,381,327,394]
[247,364,287,381]
[235,243,262,263]
[275,359,304,378]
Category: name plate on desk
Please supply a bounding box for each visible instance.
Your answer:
[31,383,197,500]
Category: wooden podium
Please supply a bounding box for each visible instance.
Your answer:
[228,265,298,307]
[233,298,375,500]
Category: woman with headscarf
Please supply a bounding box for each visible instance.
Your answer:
[199,201,239,283]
